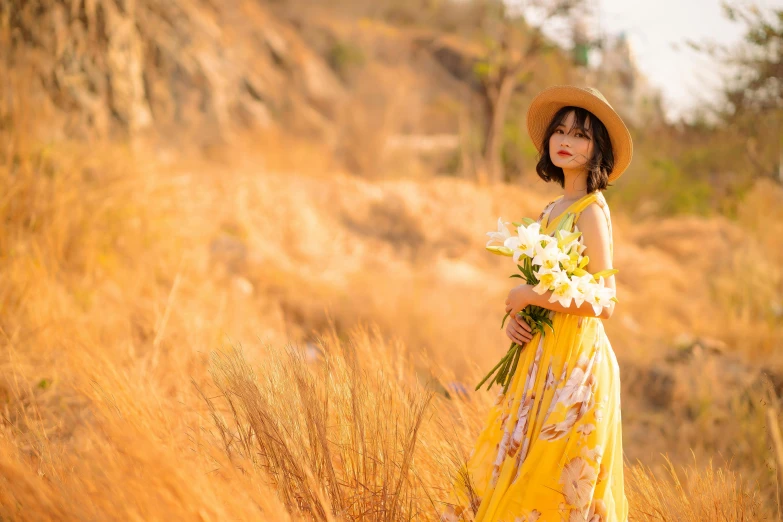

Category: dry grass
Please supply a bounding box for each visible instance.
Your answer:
[1,50,781,522]
[199,327,448,520]
[626,454,767,521]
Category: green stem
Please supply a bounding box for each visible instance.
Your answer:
[503,340,525,395]
[493,348,513,389]
[488,343,515,391]
[474,345,513,391]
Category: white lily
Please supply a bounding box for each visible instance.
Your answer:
[503,221,542,262]
[548,271,579,307]
[572,273,597,307]
[560,250,583,274]
[485,217,512,247]
[532,239,570,271]
[532,265,562,295]
[586,276,616,316]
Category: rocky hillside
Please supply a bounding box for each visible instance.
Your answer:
[8,1,347,140]
[6,0,577,172]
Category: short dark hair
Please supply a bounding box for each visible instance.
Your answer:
[535,106,614,193]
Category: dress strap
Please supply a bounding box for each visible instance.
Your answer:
[542,192,598,235]
[570,193,600,223]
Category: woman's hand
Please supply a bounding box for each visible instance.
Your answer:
[505,284,534,345]
[505,284,532,316]
[506,312,534,345]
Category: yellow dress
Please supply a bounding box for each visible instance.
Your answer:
[446,191,628,522]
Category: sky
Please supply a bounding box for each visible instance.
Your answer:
[524,0,782,122]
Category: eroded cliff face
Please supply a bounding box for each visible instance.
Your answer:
[6,0,348,141]
[6,1,551,151]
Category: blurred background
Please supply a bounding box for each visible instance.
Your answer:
[1,0,783,520]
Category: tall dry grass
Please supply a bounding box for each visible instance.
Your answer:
[1,57,779,522]
[626,455,768,521]
[198,325,465,520]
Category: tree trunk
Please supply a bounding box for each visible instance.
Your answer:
[482,73,517,184]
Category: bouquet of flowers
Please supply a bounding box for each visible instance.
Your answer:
[476,216,618,394]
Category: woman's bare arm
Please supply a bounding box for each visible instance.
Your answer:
[507,202,617,320]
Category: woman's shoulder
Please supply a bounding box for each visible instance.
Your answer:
[578,192,612,234]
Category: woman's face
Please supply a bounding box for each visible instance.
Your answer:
[548,110,594,172]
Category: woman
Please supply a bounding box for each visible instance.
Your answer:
[444,86,632,522]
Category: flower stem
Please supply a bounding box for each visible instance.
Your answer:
[503,341,525,395]
[493,346,514,389]
[474,344,514,391]
[488,342,516,390]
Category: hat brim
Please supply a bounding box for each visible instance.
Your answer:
[526,85,633,183]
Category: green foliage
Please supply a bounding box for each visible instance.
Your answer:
[692,4,782,117]
[572,43,589,67]
[627,4,781,219]
[472,60,494,82]
[610,156,714,218]
[327,40,365,80]
[660,158,714,216]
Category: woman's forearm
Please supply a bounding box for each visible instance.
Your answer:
[525,284,615,320]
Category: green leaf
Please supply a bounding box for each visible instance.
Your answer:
[500,310,511,329]
[473,61,494,80]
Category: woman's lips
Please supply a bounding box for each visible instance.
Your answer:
[557,151,572,156]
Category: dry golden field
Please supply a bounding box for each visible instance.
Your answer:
[2,8,783,519]
[1,114,782,520]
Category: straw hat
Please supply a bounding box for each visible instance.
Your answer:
[526,85,633,182]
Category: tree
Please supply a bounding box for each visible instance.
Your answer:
[688,3,783,182]
[719,4,783,116]
[473,0,583,184]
